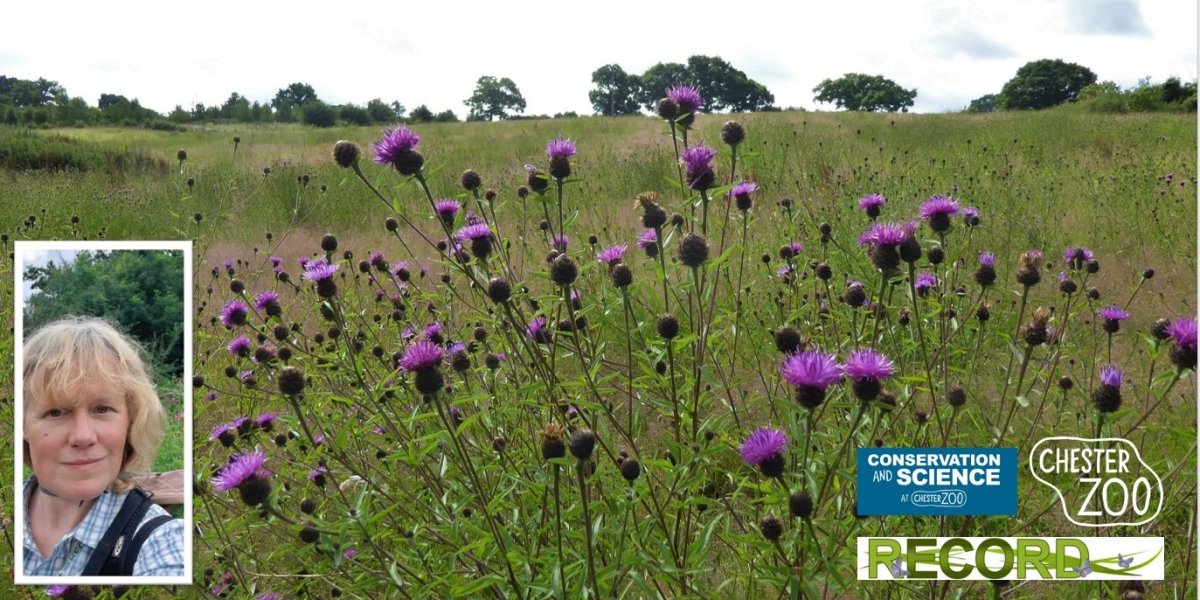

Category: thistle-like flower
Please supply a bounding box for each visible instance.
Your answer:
[740,427,787,478]
[780,351,842,409]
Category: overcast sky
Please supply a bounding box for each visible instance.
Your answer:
[2,0,1194,116]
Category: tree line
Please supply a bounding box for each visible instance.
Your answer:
[1,57,1193,130]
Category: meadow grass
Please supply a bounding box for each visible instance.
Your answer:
[0,110,1194,599]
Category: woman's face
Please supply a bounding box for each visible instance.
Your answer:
[24,375,129,502]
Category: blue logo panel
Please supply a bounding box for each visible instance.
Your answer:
[857,448,1017,515]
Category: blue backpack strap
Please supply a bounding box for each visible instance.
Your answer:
[117,514,175,575]
[81,488,152,576]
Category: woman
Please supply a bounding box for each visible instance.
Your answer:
[23,317,185,577]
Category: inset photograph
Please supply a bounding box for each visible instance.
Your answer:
[14,241,192,585]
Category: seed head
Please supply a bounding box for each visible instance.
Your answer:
[568,428,596,460]
[333,140,360,168]
[677,232,710,268]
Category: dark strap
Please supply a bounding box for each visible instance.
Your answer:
[117,515,174,575]
[81,488,153,576]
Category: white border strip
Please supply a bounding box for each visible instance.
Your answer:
[14,240,193,585]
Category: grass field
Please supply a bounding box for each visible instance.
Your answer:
[0,109,1194,598]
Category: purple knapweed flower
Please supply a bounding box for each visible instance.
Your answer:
[914,272,938,293]
[858,194,886,216]
[46,585,74,597]
[729,181,759,197]
[680,144,717,189]
[455,223,491,242]
[920,195,960,218]
[789,241,804,255]
[1098,306,1129,323]
[1167,317,1198,351]
[527,316,550,342]
[962,206,981,225]
[1099,364,1124,388]
[978,253,996,268]
[213,449,269,492]
[434,199,461,223]
[209,422,233,441]
[740,427,787,468]
[307,465,328,481]
[255,412,277,427]
[843,350,895,382]
[1063,246,1094,263]
[596,244,627,265]
[343,548,359,560]
[780,351,842,390]
[401,341,443,372]
[220,299,249,329]
[227,335,252,356]
[636,228,658,249]
[857,222,910,247]
[252,290,279,312]
[372,126,421,164]
[666,85,703,114]
[777,265,793,278]
[552,234,570,252]
[546,138,576,159]
[255,594,279,600]
[302,258,339,282]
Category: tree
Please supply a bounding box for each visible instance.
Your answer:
[464,76,526,121]
[997,59,1096,110]
[813,74,916,112]
[588,64,642,116]
[339,104,371,126]
[272,82,319,111]
[636,62,691,112]
[433,110,458,123]
[0,76,63,108]
[24,250,185,376]
[965,94,998,113]
[686,55,774,112]
[301,102,337,127]
[220,92,252,121]
[367,98,405,123]
[409,105,434,123]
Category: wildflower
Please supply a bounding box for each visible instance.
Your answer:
[1092,364,1124,412]
[434,199,461,226]
[962,206,981,227]
[610,264,633,288]
[843,349,895,402]
[373,126,424,175]
[596,244,627,267]
[332,140,360,168]
[209,423,235,447]
[568,429,596,460]
[1017,250,1044,287]
[721,120,745,146]
[1098,306,1130,334]
[527,316,551,344]
[920,195,959,233]
[638,193,668,228]
[780,351,842,408]
[541,423,567,460]
[678,232,710,268]
[914,272,937,295]
[302,258,338,281]
[216,297,249,329]
[740,427,788,477]
[975,253,997,287]
[255,412,277,431]
[858,221,910,271]
[620,458,641,482]
[637,228,660,257]
[401,341,444,395]
[252,290,281,317]
[487,277,512,303]
[680,144,717,190]
[730,181,758,211]
[858,193,886,219]
[343,548,358,560]
[278,365,305,396]
[550,254,578,286]
[551,233,570,252]
[759,515,783,541]
[456,222,493,259]
[227,335,252,357]
[789,491,814,519]
[666,85,703,116]
[547,137,576,179]
[845,281,868,308]
[656,314,680,340]
[213,449,271,506]
[1022,307,1053,346]
[773,326,803,354]
[1166,317,1198,370]
[400,340,443,373]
